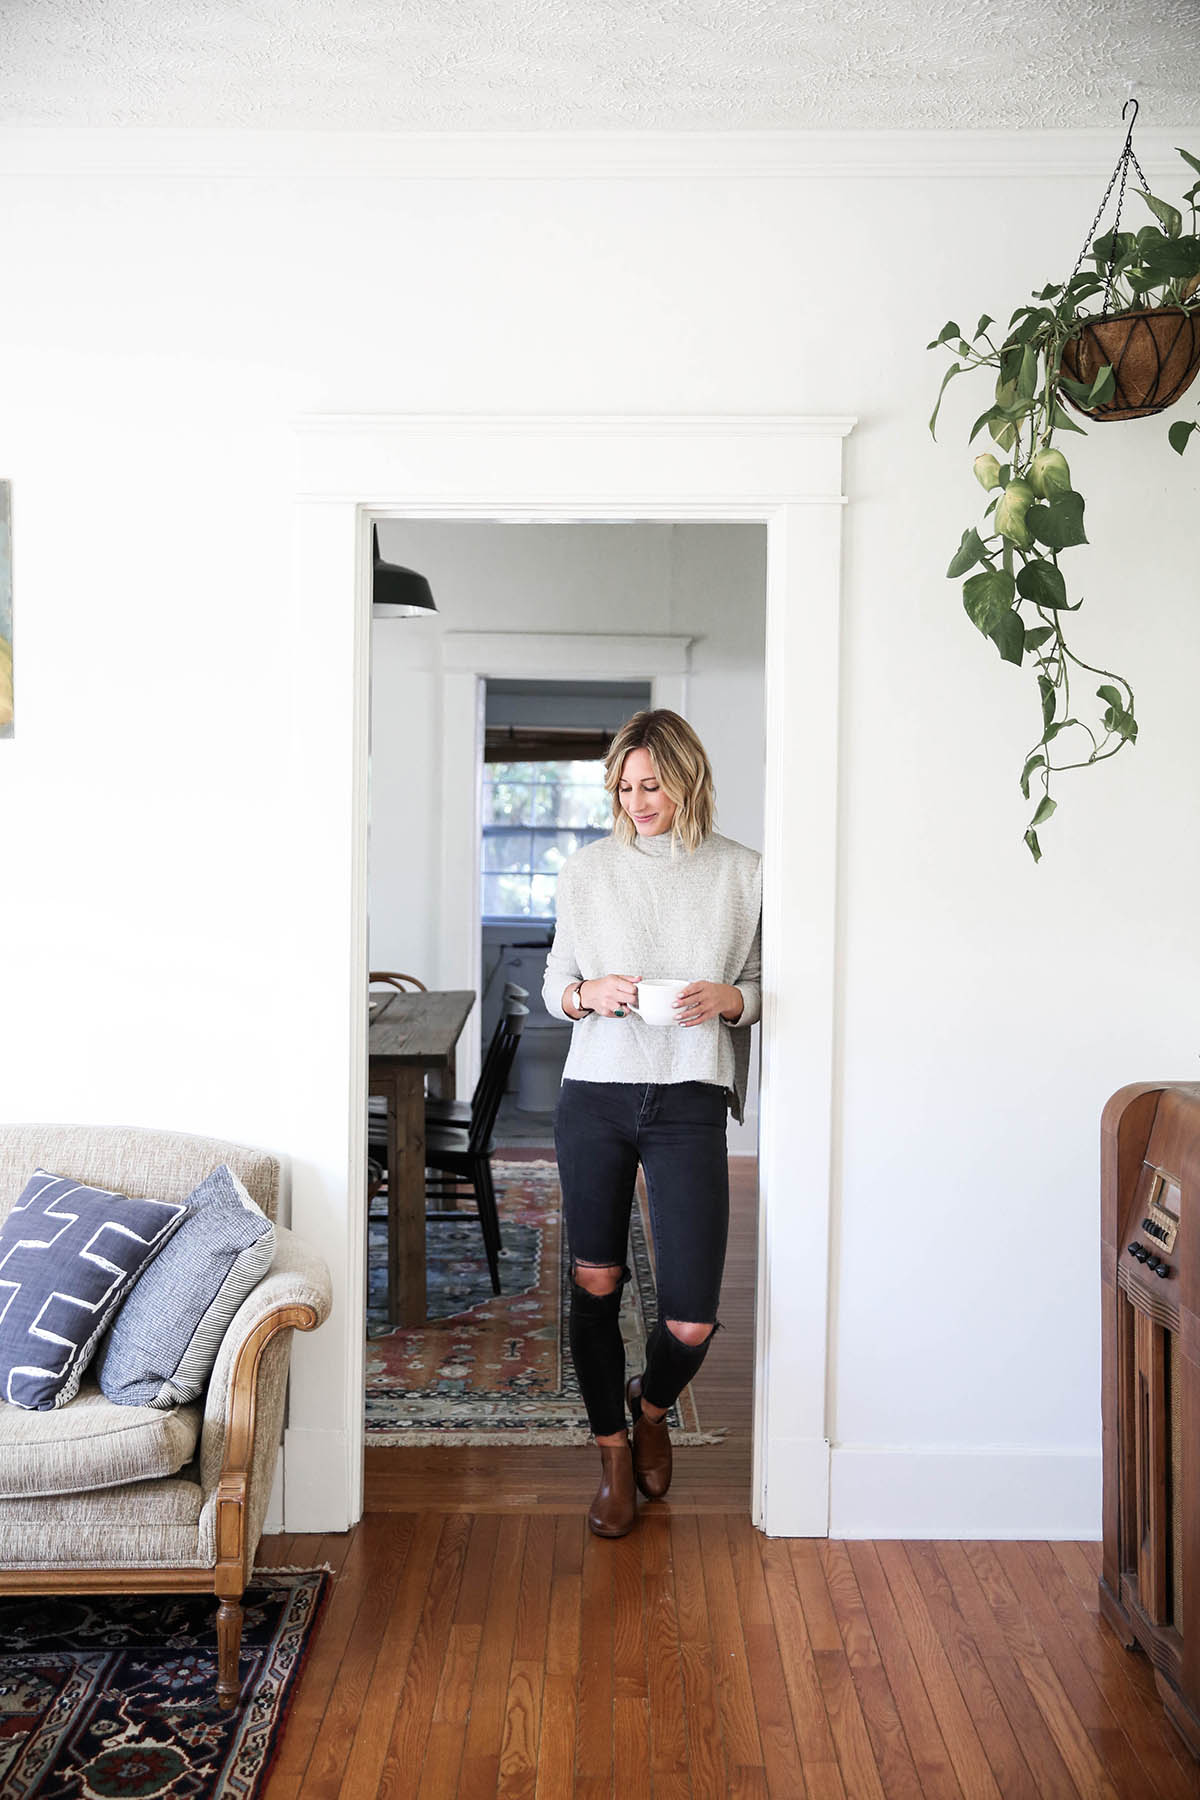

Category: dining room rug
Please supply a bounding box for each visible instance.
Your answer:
[0,1569,328,1800]
[365,1156,720,1446]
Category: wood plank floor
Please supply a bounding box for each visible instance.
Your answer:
[259,1153,1199,1796]
[258,1528,1199,1799]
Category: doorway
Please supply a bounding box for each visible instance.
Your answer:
[287,414,852,1537]
[364,524,764,1496]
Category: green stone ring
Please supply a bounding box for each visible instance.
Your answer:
[613,1006,626,1017]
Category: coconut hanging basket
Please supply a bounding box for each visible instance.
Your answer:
[1059,304,1200,421]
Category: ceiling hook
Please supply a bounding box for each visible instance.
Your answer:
[1121,92,1139,128]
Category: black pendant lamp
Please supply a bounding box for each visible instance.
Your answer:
[372,526,437,618]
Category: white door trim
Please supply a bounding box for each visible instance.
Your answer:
[289,413,853,1536]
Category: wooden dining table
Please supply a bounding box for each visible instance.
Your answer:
[369,987,476,1328]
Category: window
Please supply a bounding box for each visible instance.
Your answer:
[482,760,610,919]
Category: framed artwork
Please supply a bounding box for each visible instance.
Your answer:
[0,482,10,738]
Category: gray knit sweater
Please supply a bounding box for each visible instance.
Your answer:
[541,829,762,1122]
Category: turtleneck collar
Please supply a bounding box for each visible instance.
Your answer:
[630,827,703,859]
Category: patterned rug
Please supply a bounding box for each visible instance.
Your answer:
[365,1157,719,1446]
[0,1569,327,1800]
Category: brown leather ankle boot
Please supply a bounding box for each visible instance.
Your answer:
[587,1436,637,1538]
[626,1375,673,1499]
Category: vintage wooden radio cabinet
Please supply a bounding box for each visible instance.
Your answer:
[1101,1081,1200,1756]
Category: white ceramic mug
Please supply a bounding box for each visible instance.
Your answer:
[635,978,691,1026]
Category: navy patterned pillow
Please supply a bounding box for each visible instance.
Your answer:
[0,1170,188,1411]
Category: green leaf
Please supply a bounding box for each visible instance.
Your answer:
[946,527,988,578]
[1169,419,1199,454]
[1097,684,1123,709]
[1019,752,1045,799]
[926,320,962,349]
[1136,189,1183,239]
[975,313,995,338]
[929,361,963,437]
[1024,827,1042,863]
[1086,364,1116,407]
[1017,342,1040,401]
[1015,559,1067,609]
[1030,795,1057,827]
[1042,720,1074,743]
[1024,625,1054,651]
[1048,402,1088,435]
[1101,699,1139,742]
[1038,673,1056,729]
[988,418,1018,452]
[962,568,1016,636]
[1035,283,1064,301]
[1178,147,1200,178]
[1140,237,1200,281]
[1029,491,1087,551]
[989,610,1025,665]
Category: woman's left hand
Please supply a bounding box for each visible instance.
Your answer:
[674,982,744,1027]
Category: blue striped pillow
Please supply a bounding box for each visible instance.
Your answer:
[0,1172,188,1411]
[96,1164,276,1409]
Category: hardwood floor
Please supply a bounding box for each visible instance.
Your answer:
[258,1154,1198,1796]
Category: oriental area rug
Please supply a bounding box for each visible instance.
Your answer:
[365,1157,719,1447]
[0,1569,327,1800]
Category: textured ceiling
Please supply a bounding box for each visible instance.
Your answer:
[2,0,1199,132]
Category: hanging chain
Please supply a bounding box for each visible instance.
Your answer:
[1068,97,1150,314]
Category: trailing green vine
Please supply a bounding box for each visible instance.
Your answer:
[929,144,1200,860]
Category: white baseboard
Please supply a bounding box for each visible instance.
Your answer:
[829,1444,1102,1540]
[758,1434,832,1536]
[283,1426,353,1532]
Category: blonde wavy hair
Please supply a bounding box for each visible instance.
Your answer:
[604,709,715,853]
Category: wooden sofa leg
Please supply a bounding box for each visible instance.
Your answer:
[217,1597,244,1709]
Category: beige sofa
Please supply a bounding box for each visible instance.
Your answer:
[0,1124,333,1707]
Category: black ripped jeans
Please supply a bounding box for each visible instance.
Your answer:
[554,1079,730,1438]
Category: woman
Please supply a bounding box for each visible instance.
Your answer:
[542,709,761,1537]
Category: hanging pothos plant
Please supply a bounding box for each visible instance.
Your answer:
[929,108,1200,860]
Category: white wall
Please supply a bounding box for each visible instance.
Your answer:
[1,129,1197,1535]
[367,521,767,1142]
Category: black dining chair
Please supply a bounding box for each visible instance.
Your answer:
[417,1006,528,1294]
[425,982,528,1130]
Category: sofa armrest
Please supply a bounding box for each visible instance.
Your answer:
[198,1225,332,1581]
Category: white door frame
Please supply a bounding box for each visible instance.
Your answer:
[437,630,691,1096]
[288,414,853,1536]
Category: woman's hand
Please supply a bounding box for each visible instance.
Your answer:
[579,975,643,1019]
[675,981,744,1026]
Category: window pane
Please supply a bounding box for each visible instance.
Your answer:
[482,873,535,917]
[483,780,534,826]
[532,829,584,873]
[489,760,536,784]
[482,830,533,873]
[535,784,611,829]
[529,874,558,915]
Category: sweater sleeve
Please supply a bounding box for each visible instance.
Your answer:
[730,905,762,1029]
[542,862,583,1019]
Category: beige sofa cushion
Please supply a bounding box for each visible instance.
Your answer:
[0,1376,201,1499]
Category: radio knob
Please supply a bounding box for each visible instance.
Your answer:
[1146,1256,1161,1273]
[1156,1262,1171,1278]
[1135,1246,1150,1262]
[1128,1242,1142,1256]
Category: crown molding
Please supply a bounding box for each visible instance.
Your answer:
[1,126,1196,181]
